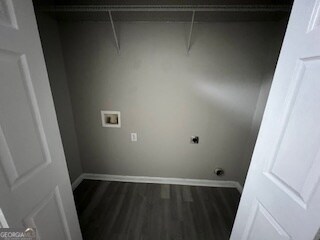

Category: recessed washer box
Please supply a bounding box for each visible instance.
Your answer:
[101,111,121,128]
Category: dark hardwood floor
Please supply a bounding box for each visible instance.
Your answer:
[73,180,241,240]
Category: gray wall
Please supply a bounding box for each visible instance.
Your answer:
[238,20,287,184]
[36,14,83,183]
[57,21,285,184]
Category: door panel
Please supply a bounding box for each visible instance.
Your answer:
[243,201,290,240]
[308,0,320,32]
[231,0,320,239]
[0,0,17,29]
[24,187,72,240]
[265,57,320,206]
[0,1,82,239]
[0,50,51,189]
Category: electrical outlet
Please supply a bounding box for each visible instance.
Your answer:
[131,133,137,142]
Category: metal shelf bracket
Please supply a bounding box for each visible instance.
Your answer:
[108,10,120,54]
[187,10,195,54]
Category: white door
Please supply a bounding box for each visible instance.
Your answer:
[0,0,82,239]
[231,0,320,239]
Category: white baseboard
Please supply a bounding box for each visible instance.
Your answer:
[71,174,85,191]
[233,182,243,193]
[73,173,243,193]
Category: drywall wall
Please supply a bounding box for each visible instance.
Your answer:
[36,13,83,183]
[239,19,287,185]
[58,21,285,183]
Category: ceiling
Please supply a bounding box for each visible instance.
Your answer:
[33,0,293,22]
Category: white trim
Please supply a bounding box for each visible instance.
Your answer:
[233,181,243,194]
[71,174,84,191]
[77,173,243,193]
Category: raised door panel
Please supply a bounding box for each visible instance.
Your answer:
[0,0,18,29]
[0,49,51,190]
[264,57,320,207]
[242,201,290,240]
[308,0,320,32]
[24,187,72,240]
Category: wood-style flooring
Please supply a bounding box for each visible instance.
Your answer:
[73,180,241,240]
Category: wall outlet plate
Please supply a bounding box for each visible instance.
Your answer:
[131,133,137,142]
